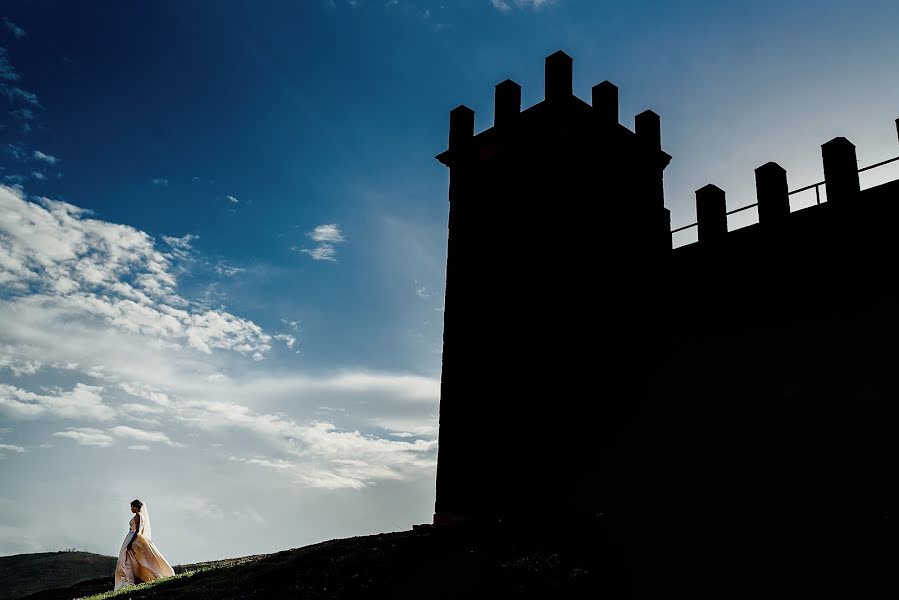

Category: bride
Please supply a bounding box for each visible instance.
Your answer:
[114,499,175,590]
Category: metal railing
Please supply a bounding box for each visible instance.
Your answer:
[670,155,899,235]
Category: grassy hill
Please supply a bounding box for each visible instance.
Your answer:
[11,526,626,600]
[13,555,267,600]
[7,518,891,599]
[0,551,116,600]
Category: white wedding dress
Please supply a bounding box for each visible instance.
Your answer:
[113,504,175,590]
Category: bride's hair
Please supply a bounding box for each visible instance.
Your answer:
[131,499,143,510]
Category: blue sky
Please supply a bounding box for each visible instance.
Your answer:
[2,0,899,563]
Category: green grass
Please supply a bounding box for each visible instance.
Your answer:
[73,555,265,600]
[76,565,218,600]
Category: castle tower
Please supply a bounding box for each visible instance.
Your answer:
[433,51,673,524]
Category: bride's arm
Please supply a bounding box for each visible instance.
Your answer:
[127,514,140,551]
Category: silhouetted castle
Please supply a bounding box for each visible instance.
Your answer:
[433,51,894,596]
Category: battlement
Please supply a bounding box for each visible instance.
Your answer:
[436,51,676,257]
[438,51,899,261]
[436,50,670,175]
[673,122,899,249]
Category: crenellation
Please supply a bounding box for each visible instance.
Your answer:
[695,184,727,243]
[634,109,661,150]
[544,50,573,101]
[591,80,619,125]
[448,105,474,150]
[494,79,521,129]
[754,162,790,224]
[821,136,860,204]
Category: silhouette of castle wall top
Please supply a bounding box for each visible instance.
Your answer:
[432,50,897,536]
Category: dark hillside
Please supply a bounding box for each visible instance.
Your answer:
[0,552,115,600]
[16,526,628,600]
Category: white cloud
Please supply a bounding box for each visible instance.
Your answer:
[226,195,238,204]
[229,456,293,470]
[119,382,173,407]
[122,414,162,427]
[0,382,114,420]
[52,427,114,447]
[31,171,45,181]
[0,443,25,453]
[120,403,162,414]
[49,360,79,370]
[379,422,438,438]
[0,185,272,359]
[308,224,345,243]
[8,345,440,487]
[162,233,198,250]
[0,344,41,376]
[315,371,439,401]
[158,376,438,490]
[86,365,114,381]
[299,245,338,261]
[214,263,245,277]
[295,224,346,262]
[274,333,296,349]
[110,425,180,446]
[32,151,58,164]
[151,178,169,187]
[127,444,150,451]
[291,422,436,489]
